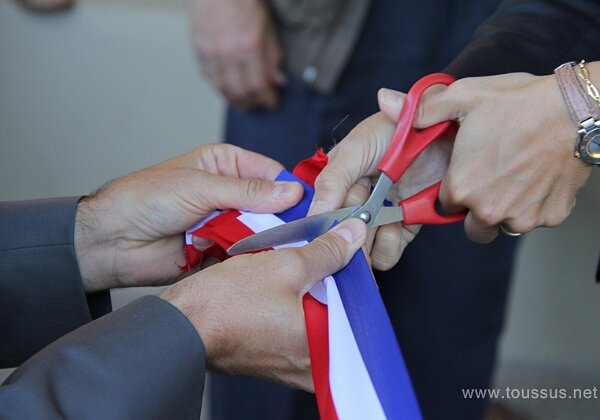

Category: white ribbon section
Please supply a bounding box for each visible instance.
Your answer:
[237,211,385,420]
[325,275,386,420]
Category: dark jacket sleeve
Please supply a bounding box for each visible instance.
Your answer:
[0,295,206,420]
[0,198,111,367]
[445,0,600,78]
[1,199,206,418]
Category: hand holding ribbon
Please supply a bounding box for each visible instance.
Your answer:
[75,144,303,292]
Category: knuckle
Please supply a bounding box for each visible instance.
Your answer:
[313,235,345,267]
[315,169,350,195]
[371,229,401,271]
[243,178,267,201]
[447,78,468,97]
[444,79,472,119]
[214,143,239,156]
[313,170,336,189]
[445,187,464,208]
[544,207,571,227]
[510,218,536,233]
[443,176,468,205]
[542,215,561,228]
[447,78,473,103]
[475,205,504,226]
[306,232,346,274]
[447,188,470,207]
[372,252,400,271]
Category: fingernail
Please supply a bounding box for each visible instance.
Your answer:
[332,219,366,244]
[308,200,330,216]
[192,236,214,251]
[273,181,300,200]
[379,88,405,107]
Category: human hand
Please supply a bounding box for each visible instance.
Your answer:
[381,72,592,242]
[189,0,286,110]
[308,101,452,270]
[160,218,367,391]
[75,144,303,292]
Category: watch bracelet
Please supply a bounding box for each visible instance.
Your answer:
[554,61,600,165]
[575,60,600,108]
[554,61,600,127]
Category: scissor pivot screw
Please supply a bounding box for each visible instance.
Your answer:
[358,211,372,224]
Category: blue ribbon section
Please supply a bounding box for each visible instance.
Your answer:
[334,251,421,419]
[274,170,422,420]
[275,171,315,223]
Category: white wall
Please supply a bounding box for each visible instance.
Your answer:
[0,4,222,412]
[2,0,600,417]
[0,0,222,202]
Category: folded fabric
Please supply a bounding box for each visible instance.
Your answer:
[183,151,422,420]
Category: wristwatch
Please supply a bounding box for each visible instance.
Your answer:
[554,62,600,166]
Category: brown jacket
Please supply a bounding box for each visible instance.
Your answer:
[269,0,371,94]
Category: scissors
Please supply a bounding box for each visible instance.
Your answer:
[227,73,466,256]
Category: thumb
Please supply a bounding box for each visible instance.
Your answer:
[378,85,460,128]
[293,218,367,293]
[198,173,304,214]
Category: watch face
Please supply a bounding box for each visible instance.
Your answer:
[587,133,600,158]
[579,126,600,166]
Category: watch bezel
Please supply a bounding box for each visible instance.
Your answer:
[577,123,600,166]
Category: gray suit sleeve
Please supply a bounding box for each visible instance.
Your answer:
[0,198,111,367]
[0,295,206,420]
[1,199,206,417]
[445,0,600,78]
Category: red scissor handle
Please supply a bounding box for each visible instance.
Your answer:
[378,73,467,225]
[378,73,456,182]
[400,182,466,225]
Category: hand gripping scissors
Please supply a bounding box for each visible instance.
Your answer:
[228,73,466,256]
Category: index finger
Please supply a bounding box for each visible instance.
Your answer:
[154,144,284,181]
[309,112,397,216]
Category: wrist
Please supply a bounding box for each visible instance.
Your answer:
[543,73,576,144]
[159,278,225,367]
[74,196,118,292]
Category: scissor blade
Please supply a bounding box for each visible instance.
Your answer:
[227,207,358,255]
[371,206,405,227]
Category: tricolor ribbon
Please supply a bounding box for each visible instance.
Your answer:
[184,151,422,420]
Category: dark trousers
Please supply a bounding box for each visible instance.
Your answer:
[212,1,517,419]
